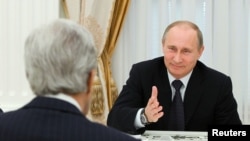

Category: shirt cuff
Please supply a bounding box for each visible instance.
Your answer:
[134,108,145,129]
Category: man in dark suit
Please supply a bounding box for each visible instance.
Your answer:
[0,19,140,141]
[107,20,242,134]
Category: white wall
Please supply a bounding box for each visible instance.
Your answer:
[0,0,60,112]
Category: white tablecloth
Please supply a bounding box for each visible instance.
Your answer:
[131,130,208,141]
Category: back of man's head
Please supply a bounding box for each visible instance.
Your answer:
[24,19,97,96]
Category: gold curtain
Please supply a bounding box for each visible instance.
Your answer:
[61,0,130,124]
[102,0,131,109]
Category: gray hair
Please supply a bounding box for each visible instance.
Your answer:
[24,19,97,95]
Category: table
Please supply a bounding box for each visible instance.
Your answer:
[131,130,208,141]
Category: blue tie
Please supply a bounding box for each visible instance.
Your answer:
[168,80,184,130]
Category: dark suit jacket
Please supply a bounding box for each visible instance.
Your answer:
[107,57,242,134]
[0,96,140,141]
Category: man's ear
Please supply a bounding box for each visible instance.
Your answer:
[86,69,96,95]
[198,45,205,57]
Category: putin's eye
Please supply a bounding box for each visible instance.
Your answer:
[182,49,191,54]
[167,46,176,51]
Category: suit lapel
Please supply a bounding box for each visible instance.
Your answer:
[184,63,205,125]
[155,61,172,115]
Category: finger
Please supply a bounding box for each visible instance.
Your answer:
[151,86,158,99]
[149,106,162,116]
[152,106,163,116]
[149,86,159,108]
[148,106,164,122]
[147,86,158,106]
[145,86,159,118]
[152,112,164,122]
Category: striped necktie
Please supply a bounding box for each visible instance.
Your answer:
[168,80,184,130]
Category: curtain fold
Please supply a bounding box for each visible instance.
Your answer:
[102,0,131,109]
[61,0,81,22]
[63,0,130,124]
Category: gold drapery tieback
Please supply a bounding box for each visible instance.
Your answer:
[90,74,104,116]
[90,57,105,117]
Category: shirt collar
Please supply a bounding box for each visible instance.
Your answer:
[167,70,193,87]
[44,93,82,112]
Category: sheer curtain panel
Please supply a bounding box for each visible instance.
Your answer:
[0,0,60,111]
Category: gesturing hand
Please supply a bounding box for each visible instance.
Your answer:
[144,86,164,123]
